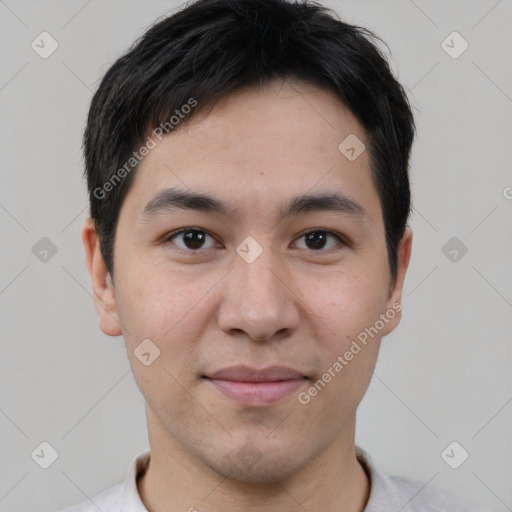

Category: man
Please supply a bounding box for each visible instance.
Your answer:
[59,0,490,510]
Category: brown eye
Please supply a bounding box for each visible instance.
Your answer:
[294,230,344,251]
[165,229,217,251]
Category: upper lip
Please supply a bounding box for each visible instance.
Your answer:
[205,365,306,382]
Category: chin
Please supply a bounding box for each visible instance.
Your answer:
[202,442,316,485]
[215,458,302,484]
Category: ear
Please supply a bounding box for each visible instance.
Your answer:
[381,226,413,336]
[82,218,123,336]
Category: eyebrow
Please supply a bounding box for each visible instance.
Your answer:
[141,187,367,222]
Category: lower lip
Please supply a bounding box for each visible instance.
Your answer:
[206,378,306,406]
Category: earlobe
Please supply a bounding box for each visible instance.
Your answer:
[382,226,413,335]
[82,218,123,337]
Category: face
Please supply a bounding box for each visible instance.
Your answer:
[84,79,412,483]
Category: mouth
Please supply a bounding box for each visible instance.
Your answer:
[202,365,309,406]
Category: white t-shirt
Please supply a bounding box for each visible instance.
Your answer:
[56,445,491,511]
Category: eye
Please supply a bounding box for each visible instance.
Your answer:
[293,229,345,251]
[163,227,347,254]
[164,228,218,252]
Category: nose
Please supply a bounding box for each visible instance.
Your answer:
[217,241,300,342]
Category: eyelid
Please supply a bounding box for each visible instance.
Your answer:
[163,227,348,253]
[163,227,219,253]
[292,229,347,251]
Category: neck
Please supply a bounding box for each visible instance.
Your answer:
[137,409,370,512]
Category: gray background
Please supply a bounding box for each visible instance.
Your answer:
[0,0,511,510]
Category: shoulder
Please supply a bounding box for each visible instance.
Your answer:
[387,473,492,512]
[53,450,150,512]
[54,483,122,512]
[355,446,492,512]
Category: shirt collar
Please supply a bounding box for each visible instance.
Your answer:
[120,445,411,512]
[355,445,415,511]
[120,450,150,512]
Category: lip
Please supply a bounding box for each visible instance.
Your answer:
[206,365,306,382]
[204,365,308,406]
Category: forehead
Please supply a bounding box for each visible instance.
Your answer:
[120,80,382,225]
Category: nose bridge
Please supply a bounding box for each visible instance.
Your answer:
[235,235,285,306]
[240,239,279,290]
[218,235,299,340]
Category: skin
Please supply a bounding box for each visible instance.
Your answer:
[83,79,412,512]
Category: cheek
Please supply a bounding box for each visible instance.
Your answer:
[115,273,205,411]
[302,268,389,340]
[114,269,205,350]
[299,269,388,394]
[301,278,385,414]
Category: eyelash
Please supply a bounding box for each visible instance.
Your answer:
[162,228,347,255]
